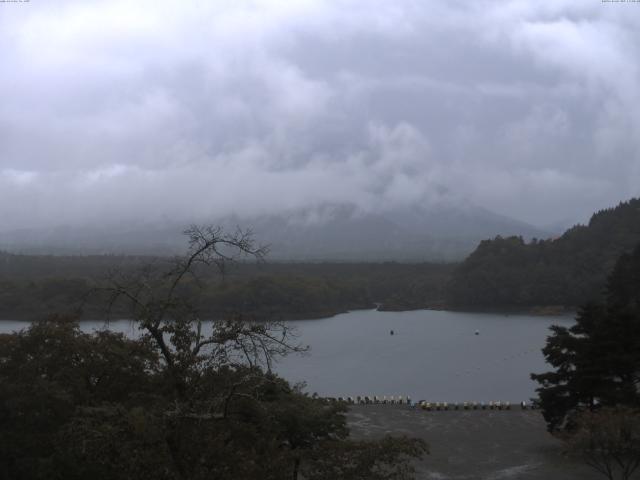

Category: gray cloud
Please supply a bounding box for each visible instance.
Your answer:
[0,0,639,231]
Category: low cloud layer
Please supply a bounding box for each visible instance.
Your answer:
[1,0,639,230]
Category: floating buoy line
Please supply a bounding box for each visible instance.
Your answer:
[322,396,537,410]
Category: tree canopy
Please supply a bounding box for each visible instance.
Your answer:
[0,226,427,480]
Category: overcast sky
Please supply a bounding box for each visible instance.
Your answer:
[1,0,639,231]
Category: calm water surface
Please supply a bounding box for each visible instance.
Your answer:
[276,309,574,403]
[1,309,574,402]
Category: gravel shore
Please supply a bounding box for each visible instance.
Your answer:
[347,405,600,480]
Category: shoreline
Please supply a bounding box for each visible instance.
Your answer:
[0,305,576,323]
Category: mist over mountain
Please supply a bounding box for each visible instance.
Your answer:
[0,202,548,261]
[2,2,640,237]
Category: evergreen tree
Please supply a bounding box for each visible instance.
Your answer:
[532,243,640,432]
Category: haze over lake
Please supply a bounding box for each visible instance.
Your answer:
[1,309,573,402]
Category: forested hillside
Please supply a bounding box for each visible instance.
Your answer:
[0,255,452,320]
[448,198,640,309]
[3,198,638,318]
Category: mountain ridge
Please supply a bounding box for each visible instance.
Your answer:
[0,202,549,261]
[448,197,640,308]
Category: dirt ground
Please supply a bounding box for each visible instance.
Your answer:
[346,405,602,480]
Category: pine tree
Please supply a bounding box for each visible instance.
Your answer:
[532,243,640,432]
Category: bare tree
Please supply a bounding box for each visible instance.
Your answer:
[10,225,428,480]
[563,407,640,480]
[97,225,306,399]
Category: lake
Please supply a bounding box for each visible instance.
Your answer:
[0,309,574,403]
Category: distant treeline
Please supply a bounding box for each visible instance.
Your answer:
[0,256,453,320]
[448,198,640,309]
[2,198,639,319]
